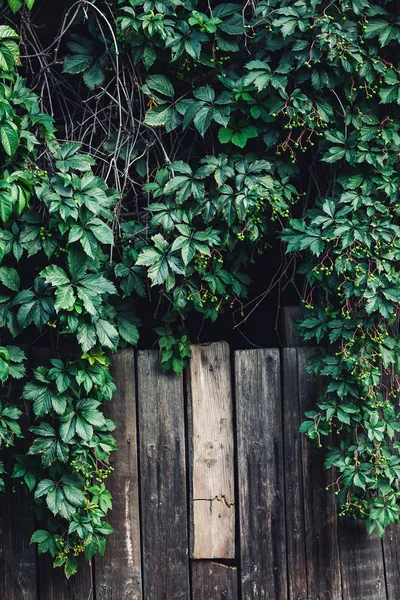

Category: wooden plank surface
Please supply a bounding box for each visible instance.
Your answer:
[338,518,386,600]
[188,343,235,559]
[191,561,238,600]
[0,391,37,600]
[37,556,93,600]
[235,348,287,599]
[298,347,342,600]
[96,349,142,599]
[280,306,305,347]
[137,350,190,600]
[382,525,400,599]
[282,348,308,599]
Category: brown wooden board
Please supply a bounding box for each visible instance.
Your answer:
[38,556,93,600]
[96,349,142,599]
[235,348,287,599]
[338,518,386,600]
[188,343,235,559]
[191,561,238,600]
[282,347,308,599]
[280,306,306,347]
[298,347,342,600]
[137,350,190,600]
[0,395,37,600]
[382,525,400,599]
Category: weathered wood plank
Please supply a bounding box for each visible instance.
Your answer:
[235,348,287,599]
[0,396,37,600]
[38,556,93,600]
[280,306,306,347]
[282,347,308,599]
[382,525,400,599]
[298,347,342,600]
[96,349,142,599]
[338,518,386,600]
[191,561,238,600]
[137,350,190,600]
[188,342,235,559]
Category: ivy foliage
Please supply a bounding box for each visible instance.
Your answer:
[1,0,400,578]
[0,8,136,577]
[83,0,400,537]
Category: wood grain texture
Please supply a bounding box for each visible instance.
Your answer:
[280,306,306,347]
[191,561,238,600]
[383,525,400,600]
[188,343,235,559]
[96,349,142,599]
[298,347,342,600]
[338,518,386,600]
[137,350,190,600]
[0,406,37,600]
[235,348,288,599]
[38,556,93,600]
[282,348,308,600]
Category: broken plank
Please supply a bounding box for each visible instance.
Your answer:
[298,347,342,600]
[191,561,238,600]
[96,349,142,599]
[137,350,190,600]
[235,348,287,599]
[188,342,235,559]
[282,348,308,600]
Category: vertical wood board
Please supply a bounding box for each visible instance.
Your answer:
[383,525,400,600]
[282,348,308,599]
[298,347,342,600]
[338,518,386,600]
[188,342,235,559]
[191,561,238,600]
[0,415,37,600]
[235,348,288,599]
[137,350,190,600]
[96,349,142,599]
[280,306,306,347]
[37,556,93,600]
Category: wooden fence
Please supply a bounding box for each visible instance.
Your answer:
[1,337,400,599]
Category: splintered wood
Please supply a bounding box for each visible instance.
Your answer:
[188,342,235,559]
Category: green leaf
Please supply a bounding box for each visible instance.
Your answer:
[8,0,23,13]
[145,75,174,98]
[193,106,214,136]
[95,319,118,349]
[63,54,93,74]
[0,193,12,222]
[77,323,97,353]
[75,415,93,441]
[41,265,70,287]
[0,26,20,40]
[218,128,233,144]
[144,106,173,127]
[0,267,20,291]
[55,285,75,311]
[1,122,19,156]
